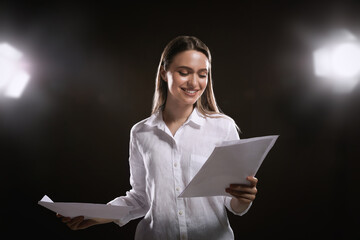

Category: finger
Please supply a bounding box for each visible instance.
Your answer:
[67,216,84,230]
[238,193,256,201]
[67,218,80,229]
[227,185,257,194]
[229,183,250,188]
[226,189,256,200]
[71,216,85,223]
[61,217,72,223]
[68,220,81,230]
[246,176,258,187]
[77,219,97,230]
[229,177,258,189]
[236,197,253,204]
[230,192,256,201]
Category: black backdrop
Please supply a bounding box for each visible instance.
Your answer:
[1,1,359,239]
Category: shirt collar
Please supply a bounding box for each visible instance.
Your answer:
[144,110,164,128]
[144,107,205,128]
[186,107,206,127]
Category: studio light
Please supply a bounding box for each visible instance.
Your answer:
[313,30,360,93]
[0,43,30,98]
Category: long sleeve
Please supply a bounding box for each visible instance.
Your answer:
[108,126,149,226]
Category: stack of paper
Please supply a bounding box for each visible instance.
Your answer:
[38,195,132,219]
[179,135,279,198]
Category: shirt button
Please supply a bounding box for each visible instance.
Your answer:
[176,187,180,192]
[178,210,183,216]
[174,162,178,167]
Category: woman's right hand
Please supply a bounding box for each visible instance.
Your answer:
[56,214,112,230]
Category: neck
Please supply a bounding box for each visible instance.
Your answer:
[163,99,194,124]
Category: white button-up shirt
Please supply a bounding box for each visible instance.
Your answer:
[108,108,251,240]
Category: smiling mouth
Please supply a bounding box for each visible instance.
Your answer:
[181,88,199,95]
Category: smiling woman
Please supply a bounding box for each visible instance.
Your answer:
[161,50,209,116]
[57,36,258,240]
[152,36,220,117]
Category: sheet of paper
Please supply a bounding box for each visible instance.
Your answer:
[178,135,279,198]
[38,195,132,219]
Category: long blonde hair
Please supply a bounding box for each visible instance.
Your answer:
[151,36,221,117]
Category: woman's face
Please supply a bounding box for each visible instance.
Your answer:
[162,50,209,107]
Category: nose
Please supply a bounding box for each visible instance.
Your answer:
[187,73,198,87]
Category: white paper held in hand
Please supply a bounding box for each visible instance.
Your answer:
[38,195,132,219]
[178,135,279,198]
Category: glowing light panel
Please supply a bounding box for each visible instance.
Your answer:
[0,43,30,98]
[0,43,23,60]
[331,43,360,78]
[313,31,360,93]
[4,71,30,98]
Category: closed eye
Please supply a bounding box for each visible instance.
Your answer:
[179,71,189,76]
[198,71,208,78]
[199,74,207,78]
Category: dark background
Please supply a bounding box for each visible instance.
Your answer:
[1,1,359,239]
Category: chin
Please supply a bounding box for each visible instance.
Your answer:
[182,98,199,106]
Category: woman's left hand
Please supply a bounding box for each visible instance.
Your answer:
[225,176,258,205]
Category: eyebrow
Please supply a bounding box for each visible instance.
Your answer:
[176,66,208,72]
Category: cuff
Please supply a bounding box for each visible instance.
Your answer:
[107,198,131,227]
[224,196,252,216]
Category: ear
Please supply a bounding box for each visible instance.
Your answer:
[160,66,167,82]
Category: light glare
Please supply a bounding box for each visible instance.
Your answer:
[313,31,360,93]
[331,43,360,78]
[4,71,30,98]
[0,59,16,88]
[314,48,331,77]
[0,43,23,60]
[0,42,30,99]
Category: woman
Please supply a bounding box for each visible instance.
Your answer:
[59,36,258,240]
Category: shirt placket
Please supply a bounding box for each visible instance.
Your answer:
[172,137,188,240]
